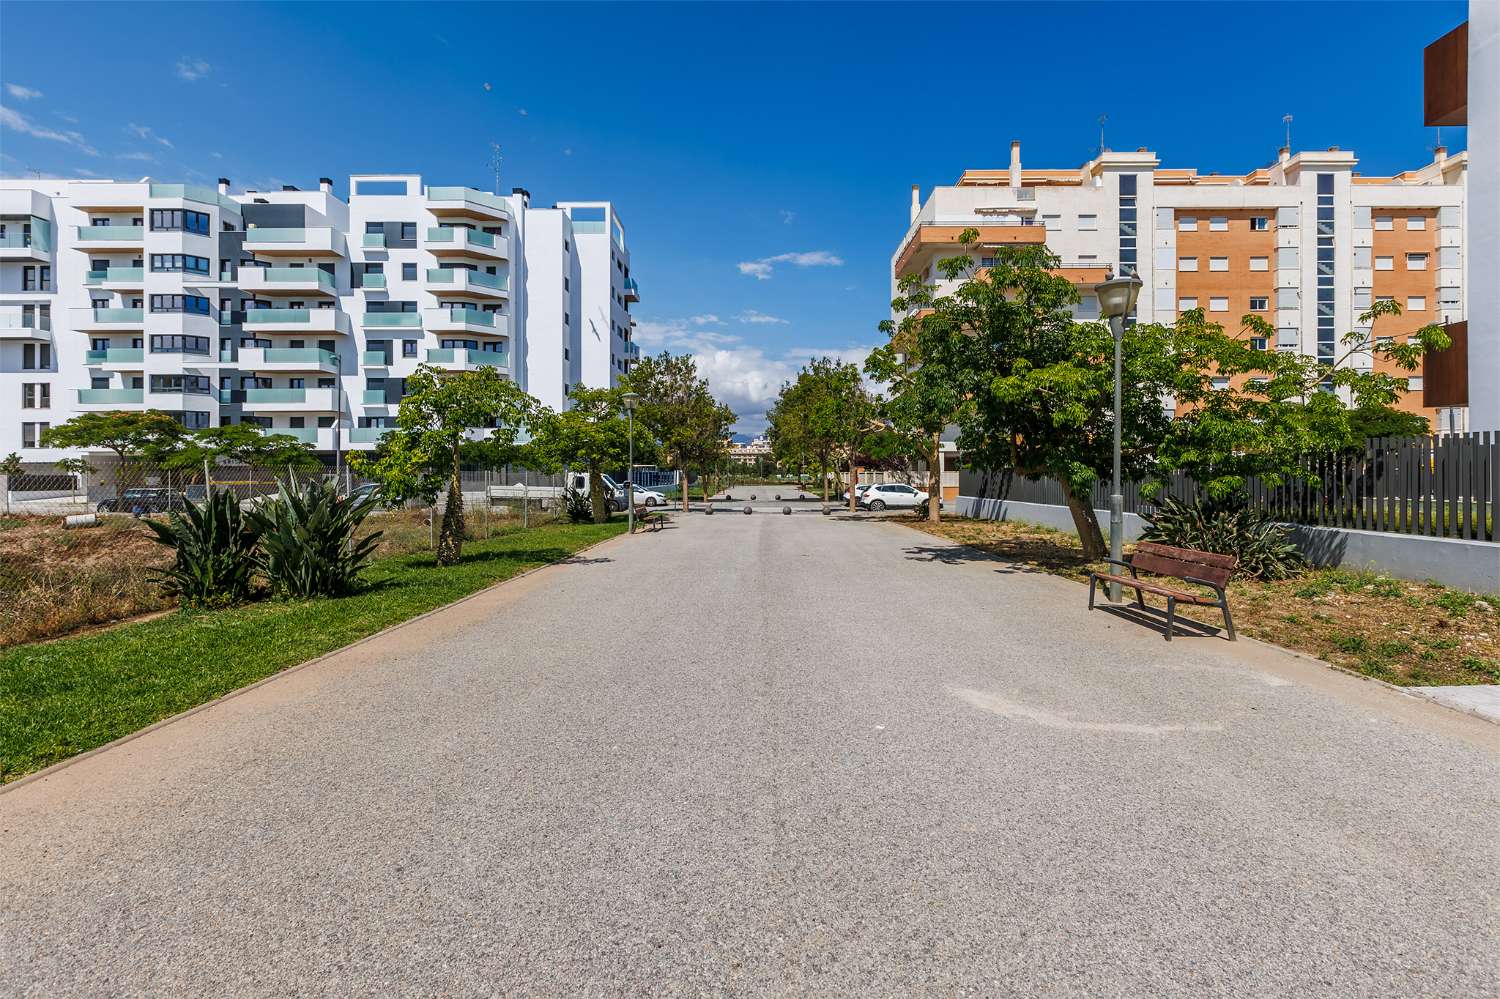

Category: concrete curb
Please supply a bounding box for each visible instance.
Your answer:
[0,530,632,795]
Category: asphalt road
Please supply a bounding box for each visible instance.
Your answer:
[3,511,1497,997]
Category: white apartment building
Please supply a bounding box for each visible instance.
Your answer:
[894,142,1469,430]
[0,174,641,462]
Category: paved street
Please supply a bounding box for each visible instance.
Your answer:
[3,509,1497,997]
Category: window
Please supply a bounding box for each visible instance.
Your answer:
[563,277,570,291]
[1277,206,1300,228]
[150,209,210,235]
[1353,246,1372,269]
[1209,217,1229,232]
[399,222,417,241]
[1408,376,1423,391]
[1211,377,1230,390]
[1178,256,1199,272]
[1178,297,1198,312]
[1374,256,1394,271]
[21,383,50,409]
[1375,335,1395,348]
[1406,252,1428,271]
[1353,288,1372,309]
[1249,256,1269,272]
[1250,216,1269,231]
[1209,256,1229,272]
[1177,216,1197,232]
[22,343,51,370]
[1406,216,1426,231]
[150,253,211,275]
[1277,288,1299,309]
[1041,213,1061,229]
[1249,338,1268,352]
[150,294,211,315]
[1374,215,1393,231]
[402,340,417,357]
[1249,296,1269,311]
[402,262,417,280]
[1209,297,1229,312]
[22,423,49,449]
[1406,296,1426,312]
[150,334,211,354]
[1376,295,1395,305]
[1277,246,1298,269]
[1077,214,1097,231]
[149,374,212,394]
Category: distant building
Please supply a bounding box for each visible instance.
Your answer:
[727,435,772,463]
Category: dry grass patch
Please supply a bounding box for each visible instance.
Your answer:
[906,516,1499,687]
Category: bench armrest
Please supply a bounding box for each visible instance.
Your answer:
[1099,557,1138,577]
[1181,575,1227,595]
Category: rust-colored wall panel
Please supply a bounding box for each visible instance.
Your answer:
[1423,320,1469,408]
[1424,22,1468,127]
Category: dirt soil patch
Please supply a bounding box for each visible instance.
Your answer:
[905,516,1500,687]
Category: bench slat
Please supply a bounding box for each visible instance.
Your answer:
[1132,541,1235,587]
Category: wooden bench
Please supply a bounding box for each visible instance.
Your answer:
[632,504,666,532]
[1088,541,1237,641]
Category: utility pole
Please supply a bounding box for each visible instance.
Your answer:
[1097,114,1107,157]
[489,143,503,195]
[1283,113,1294,151]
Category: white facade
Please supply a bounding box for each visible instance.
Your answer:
[557,202,639,391]
[0,175,640,461]
[1467,1,1499,431]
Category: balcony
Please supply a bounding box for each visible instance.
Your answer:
[425,267,507,299]
[426,186,510,222]
[238,266,337,295]
[72,307,145,331]
[361,311,422,329]
[623,277,640,303]
[78,388,145,406]
[84,348,145,367]
[242,227,345,257]
[83,267,145,289]
[361,389,393,406]
[893,220,1047,277]
[362,232,386,249]
[422,307,509,336]
[273,427,321,446]
[425,226,508,259]
[349,426,393,445]
[426,347,508,371]
[74,225,145,248]
[242,307,348,334]
[235,387,340,412]
[0,311,51,339]
[0,223,52,261]
[237,347,340,373]
[361,273,387,291]
[360,350,392,367]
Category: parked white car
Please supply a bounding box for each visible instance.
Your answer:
[858,482,939,511]
[841,484,874,502]
[618,483,667,507]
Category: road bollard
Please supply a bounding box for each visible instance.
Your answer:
[743,505,752,515]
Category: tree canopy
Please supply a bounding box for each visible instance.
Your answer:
[767,357,872,505]
[527,384,633,523]
[625,352,736,510]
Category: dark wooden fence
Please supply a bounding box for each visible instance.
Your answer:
[959,431,1497,542]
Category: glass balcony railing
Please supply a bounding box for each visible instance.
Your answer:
[470,270,505,290]
[443,307,495,327]
[360,351,391,366]
[425,268,456,285]
[350,427,392,444]
[0,220,51,250]
[79,388,144,404]
[362,312,421,327]
[220,349,236,363]
[274,427,319,445]
[426,348,455,363]
[261,348,338,367]
[427,348,507,367]
[76,225,145,242]
[84,348,144,365]
[84,267,145,286]
[361,389,387,405]
[362,232,386,248]
[244,308,312,325]
[426,226,496,248]
[362,273,386,290]
[90,308,145,324]
[244,228,309,243]
[427,268,506,291]
[247,266,336,290]
[244,388,307,404]
[149,183,233,209]
[427,186,508,214]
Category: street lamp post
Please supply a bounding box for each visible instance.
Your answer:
[1094,271,1143,601]
[622,391,640,534]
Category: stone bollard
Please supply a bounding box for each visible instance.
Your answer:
[743,505,752,515]
[704,505,715,515]
[774,494,781,501]
[822,504,831,516]
[782,506,791,516]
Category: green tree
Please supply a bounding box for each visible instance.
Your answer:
[767,357,871,507]
[165,424,321,479]
[625,353,737,510]
[1,452,22,515]
[528,384,631,524]
[55,456,98,506]
[40,411,186,498]
[348,365,543,566]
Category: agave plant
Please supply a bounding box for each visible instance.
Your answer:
[1141,495,1307,581]
[249,478,382,599]
[144,488,263,607]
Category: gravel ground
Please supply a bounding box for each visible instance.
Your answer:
[2,511,1497,998]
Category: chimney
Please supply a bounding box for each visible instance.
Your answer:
[910,184,920,224]
[1278,146,1290,165]
[512,186,531,206]
[217,177,231,195]
[1009,141,1022,188]
[319,177,333,194]
[1434,145,1448,165]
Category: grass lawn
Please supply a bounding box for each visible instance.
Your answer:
[904,517,1499,688]
[0,519,625,782]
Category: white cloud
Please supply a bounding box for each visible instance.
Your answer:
[779,209,796,224]
[126,122,173,149]
[0,105,98,155]
[688,314,724,325]
[117,151,156,162]
[563,147,573,156]
[737,250,844,280]
[5,83,42,101]
[175,57,212,81]
[517,107,528,117]
[210,151,224,159]
[736,310,789,325]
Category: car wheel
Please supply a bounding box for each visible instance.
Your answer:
[869,499,886,511]
[645,497,658,507]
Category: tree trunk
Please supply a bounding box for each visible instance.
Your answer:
[436,449,466,566]
[848,458,858,512]
[1059,478,1106,558]
[589,467,608,524]
[821,459,829,506]
[679,462,689,511]
[927,432,942,523]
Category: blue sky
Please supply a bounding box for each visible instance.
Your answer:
[0,1,1469,431]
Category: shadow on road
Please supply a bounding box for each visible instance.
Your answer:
[901,540,1087,578]
[1091,600,1228,641]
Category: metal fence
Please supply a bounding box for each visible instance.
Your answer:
[959,431,1498,543]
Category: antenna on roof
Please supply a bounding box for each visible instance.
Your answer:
[1097,113,1107,157]
[1282,113,1293,151]
[489,142,503,194]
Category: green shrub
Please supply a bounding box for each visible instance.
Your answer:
[562,486,593,524]
[1141,496,1307,580]
[144,489,263,608]
[250,478,382,599]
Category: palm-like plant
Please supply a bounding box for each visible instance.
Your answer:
[249,478,382,599]
[144,489,263,607]
[1141,495,1307,580]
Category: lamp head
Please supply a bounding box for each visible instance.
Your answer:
[1095,270,1143,319]
[622,391,640,412]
